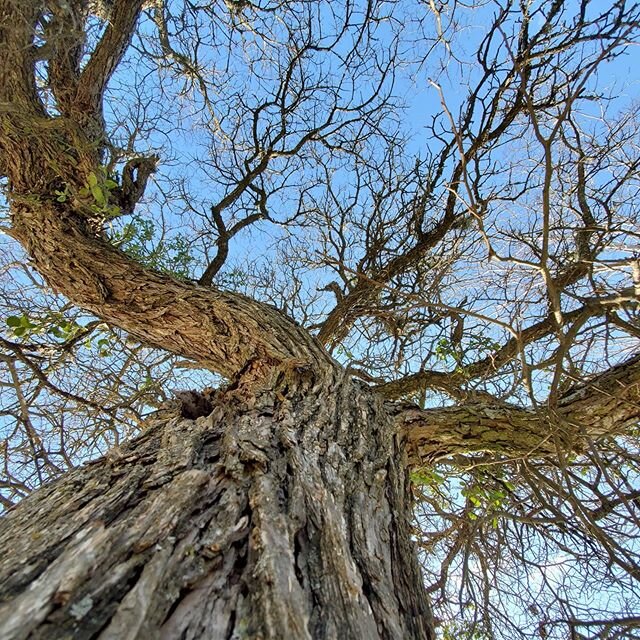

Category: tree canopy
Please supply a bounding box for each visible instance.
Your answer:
[1,1,640,638]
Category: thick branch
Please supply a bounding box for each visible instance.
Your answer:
[395,355,640,466]
[44,1,85,115]
[76,0,145,119]
[9,201,333,380]
[0,1,332,382]
[0,1,44,114]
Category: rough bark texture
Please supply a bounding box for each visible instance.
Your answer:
[0,372,434,640]
[2,2,639,638]
[9,201,332,380]
[1,0,330,383]
[396,355,640,464]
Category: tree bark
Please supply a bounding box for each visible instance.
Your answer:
[395,355,640,464]
[0,5,434,633]
[0,372,434,640]
[8,200,332,380]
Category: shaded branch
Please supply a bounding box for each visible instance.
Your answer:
[395,355,640,467]
[0,1,45,114]
[0,1,333,382]
[8,202,333,380]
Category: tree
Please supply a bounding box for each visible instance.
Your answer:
[1,0,640,638]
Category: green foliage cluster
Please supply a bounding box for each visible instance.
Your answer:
[216,268,249,289]
[434,334,503,371]
[5,312,81,341]
[4,312,114,357]
[110,214,194,279]
[55,168,120,218]
[413,466,516,527]
[441,620,490,640]
[460,481,514,524]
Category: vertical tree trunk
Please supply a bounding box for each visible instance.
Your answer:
[0,371,434,640]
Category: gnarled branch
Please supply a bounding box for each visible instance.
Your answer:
[396,355,640,466]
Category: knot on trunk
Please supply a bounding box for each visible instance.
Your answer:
[173,389,215,419]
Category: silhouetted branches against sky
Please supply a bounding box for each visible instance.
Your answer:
[1,1,640,638]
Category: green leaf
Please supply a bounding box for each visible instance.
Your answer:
[91,185,105,206]
[7,314,37,331]
[87,172,98,187]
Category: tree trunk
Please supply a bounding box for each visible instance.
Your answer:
[0,371,434,640]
